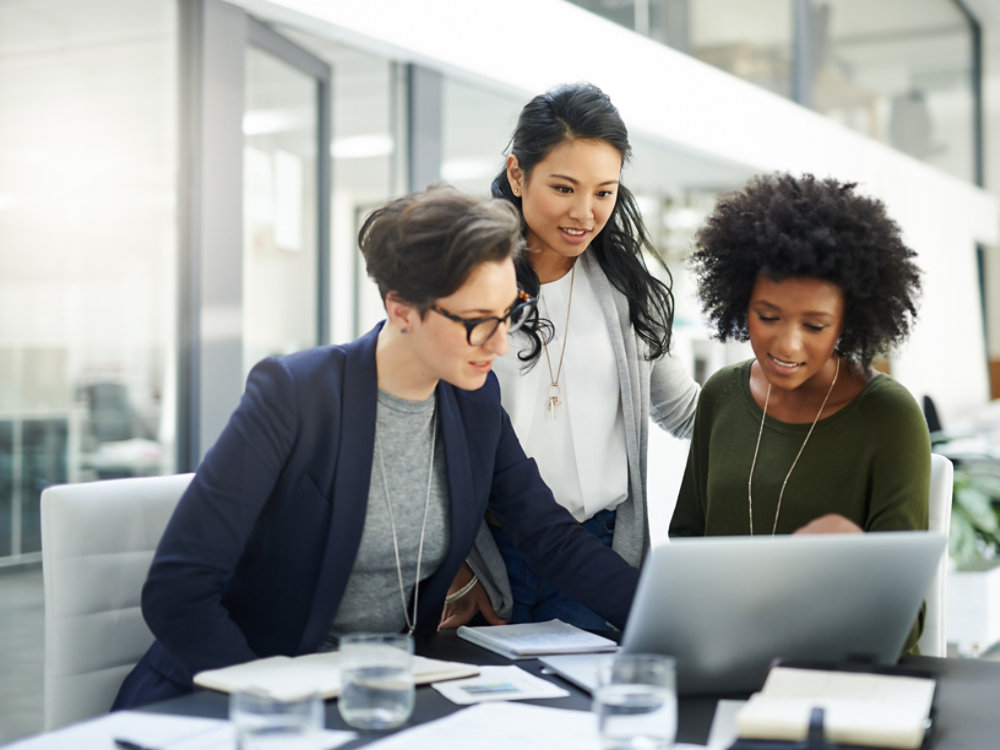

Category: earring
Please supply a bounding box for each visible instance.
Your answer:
[400,328,409,334]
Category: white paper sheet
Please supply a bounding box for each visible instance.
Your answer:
[706,699,745,749]
[363,702,707,750]
[3,710,355,750]
[431,665,569,704]
[364,703,601,750]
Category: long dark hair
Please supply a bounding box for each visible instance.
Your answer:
[491,82,675,364]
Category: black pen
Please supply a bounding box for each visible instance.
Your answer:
[113,738,159,750]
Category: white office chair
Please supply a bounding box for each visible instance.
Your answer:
[916,453,953,657]
[40,473,193,730]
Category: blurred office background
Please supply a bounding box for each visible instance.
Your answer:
[2,0,1000,741]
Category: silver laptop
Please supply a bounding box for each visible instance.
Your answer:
[542,531,946,696]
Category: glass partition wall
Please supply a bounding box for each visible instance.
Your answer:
[568,0,981,184]
[242,27,329,377]
[0,0,179,564]
[0,2,406,565]
[279,30,404,341]
[818,0,978,184]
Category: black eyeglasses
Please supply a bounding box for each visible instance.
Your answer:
[430,290,537,346]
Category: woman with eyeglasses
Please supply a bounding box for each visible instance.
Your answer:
[439,83,700,630]
[112,185,640,709]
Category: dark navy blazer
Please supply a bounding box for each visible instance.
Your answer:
[114,323,639,708]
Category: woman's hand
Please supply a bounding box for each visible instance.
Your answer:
[794,513,863,535]
[438,562,507,630]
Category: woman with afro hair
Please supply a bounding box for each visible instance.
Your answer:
[670,172,929,550]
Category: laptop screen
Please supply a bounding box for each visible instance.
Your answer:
[621,531,946,695]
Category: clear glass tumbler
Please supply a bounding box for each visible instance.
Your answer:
[337,632,415,730]
[592,652,677,750]
[229,689,323,750]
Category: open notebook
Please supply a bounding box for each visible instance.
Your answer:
[194,651,478,701]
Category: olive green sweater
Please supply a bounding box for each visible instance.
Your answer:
[669,359,931,652]
[670,360,930,537]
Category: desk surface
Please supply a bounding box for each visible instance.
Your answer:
[141,633,1000,749]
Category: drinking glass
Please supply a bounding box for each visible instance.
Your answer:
[337,632,415,730]
[592,653,677,750]
[229,689,323,750]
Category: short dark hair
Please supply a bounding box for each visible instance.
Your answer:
[359,184,525,314]
[691,172,922,367]
[491,82,675,363]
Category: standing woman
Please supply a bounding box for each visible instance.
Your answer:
[440,83,699,629]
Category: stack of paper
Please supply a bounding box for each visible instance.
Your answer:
[735,666,936,749]
[456,619,617,660]
[194,652,479,700]
[362,702,602,750]
[360,703,707,750]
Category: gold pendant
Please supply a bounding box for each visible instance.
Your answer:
[547,383,561,417]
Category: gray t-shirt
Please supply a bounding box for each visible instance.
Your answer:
[324,389,449,647]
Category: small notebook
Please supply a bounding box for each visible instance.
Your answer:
[193,652,479,701]
[457,619,617,660]
[735,666,936,749]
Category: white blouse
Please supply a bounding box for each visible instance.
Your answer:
[492,259,628,522]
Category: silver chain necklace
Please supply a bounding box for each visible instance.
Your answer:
[540,264,576,418]
[747,357,840,535]
[375,402,436,634]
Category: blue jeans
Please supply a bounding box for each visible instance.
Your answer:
[491,508,616,630]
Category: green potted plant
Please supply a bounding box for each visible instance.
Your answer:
[947,456,1000,656]
[950,458,1000,567]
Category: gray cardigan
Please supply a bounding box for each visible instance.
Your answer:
[468,251,700,619]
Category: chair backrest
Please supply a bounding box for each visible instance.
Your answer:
[40,473,193,730]
[917,453,953,657]
[922,395,943,434]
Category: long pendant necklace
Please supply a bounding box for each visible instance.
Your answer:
[376,402,436,634]
[541,264,576,418]
[747,357,840,535]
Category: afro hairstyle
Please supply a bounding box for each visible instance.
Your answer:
[690,172,921,367]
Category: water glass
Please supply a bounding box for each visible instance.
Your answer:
[593,653,677,750]
[229,689,323,750]
[337,632,415,730]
